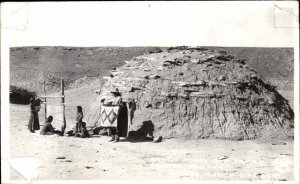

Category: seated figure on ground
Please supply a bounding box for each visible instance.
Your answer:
[40,116,55,135]
[74,122,90,138]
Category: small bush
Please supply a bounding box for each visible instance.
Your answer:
[148,47,163,54]
[10,85,36,104]
[167,46,188,51]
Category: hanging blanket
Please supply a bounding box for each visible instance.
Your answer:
[100,105,120,127]
[46,104,64,129]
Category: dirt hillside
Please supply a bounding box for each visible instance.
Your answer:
[10,47,159,94]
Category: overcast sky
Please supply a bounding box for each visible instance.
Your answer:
[1,1,299,47]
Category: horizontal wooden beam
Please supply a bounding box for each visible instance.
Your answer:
[42,103,67,106]
[38,95,65,98]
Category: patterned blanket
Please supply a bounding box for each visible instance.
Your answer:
[100,105,120,127]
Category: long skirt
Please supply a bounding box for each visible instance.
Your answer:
[28,112,40,131]
[116,105,128,137]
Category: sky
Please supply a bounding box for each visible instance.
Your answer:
[1,1,299,47]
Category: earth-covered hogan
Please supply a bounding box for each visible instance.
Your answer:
[86,47,294,141]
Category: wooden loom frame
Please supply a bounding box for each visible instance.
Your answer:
[39,78,66,133]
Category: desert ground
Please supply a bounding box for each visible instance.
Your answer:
[8,90,294,181]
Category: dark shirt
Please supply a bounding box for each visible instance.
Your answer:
[30,98,41,113]
[30,103,36,113]
[35,98,42,106]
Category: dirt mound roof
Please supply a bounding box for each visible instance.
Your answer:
[86,47,294,141]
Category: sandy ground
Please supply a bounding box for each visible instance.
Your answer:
[7,102,294,181]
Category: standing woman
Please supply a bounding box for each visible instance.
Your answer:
[28,96,41,133]
[109,88,122,142]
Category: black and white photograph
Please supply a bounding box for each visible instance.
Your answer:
[1,1,299,183]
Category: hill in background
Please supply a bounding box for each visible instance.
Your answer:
[208,47,294,90]
[10,46,293,95]
[10,47,159,94]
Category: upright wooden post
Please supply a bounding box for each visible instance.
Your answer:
[127,103,130,137]
[44,80,47,122]
[126,102,131,138]
[61,78,66,134]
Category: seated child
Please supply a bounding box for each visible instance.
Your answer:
[74,122,90,138]
[66,106,89,138]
